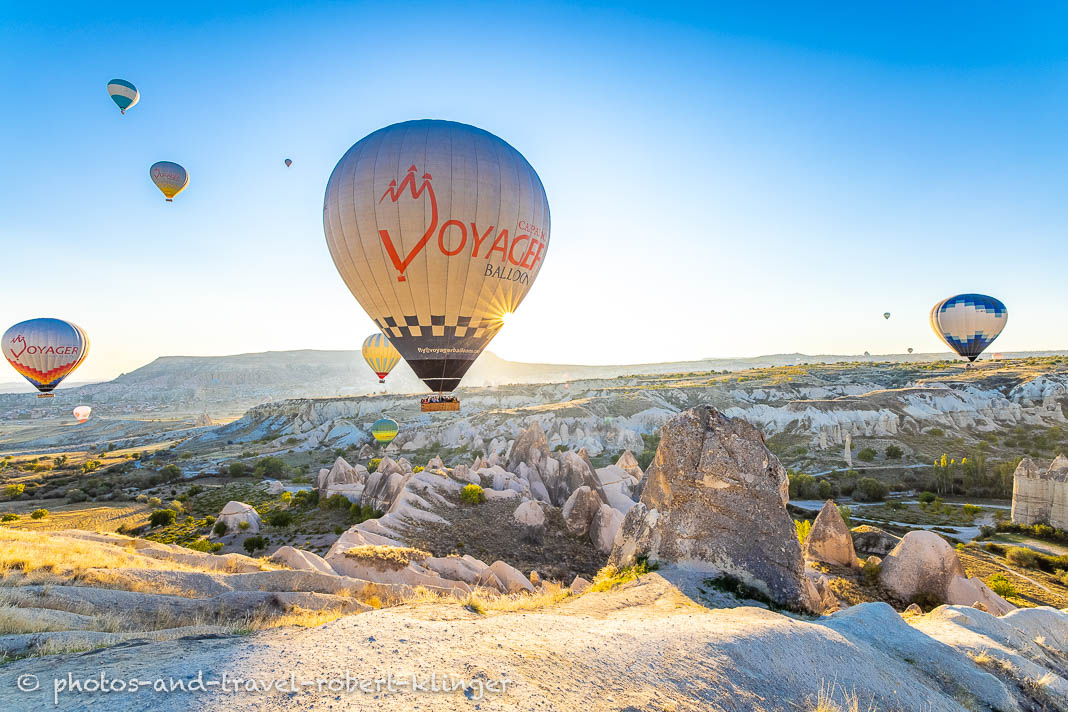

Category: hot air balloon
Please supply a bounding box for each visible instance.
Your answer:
[371,417,399,444]
[907,347,914,354]
[150,161,189,201]
[362,333,401,384]
[284,158,293,168]
[2,318,89,398]
[106,79,139,115]
[883,312,891,320]
[930,294,1007,363]
[73,406,91,423]
[324,120,550,408]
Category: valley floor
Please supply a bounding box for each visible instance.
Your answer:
[1,573,1066,712]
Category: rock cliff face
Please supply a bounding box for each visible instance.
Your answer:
[1011,455,1068,529]
[610,406,817,612]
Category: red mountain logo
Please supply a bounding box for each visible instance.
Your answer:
[378,165,438,282]
[9,335,26,359]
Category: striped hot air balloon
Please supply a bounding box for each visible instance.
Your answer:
[107,79,139,115]
[150,161,189,201]
[284,158,293,168]
[930,294,1007,362]
[362,333,401,384]
[371,418,399,444]
[2,318,89,397]
[324,120,550,395]
[73,406,91,423]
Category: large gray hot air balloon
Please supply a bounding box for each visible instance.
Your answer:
[323,120,550,395]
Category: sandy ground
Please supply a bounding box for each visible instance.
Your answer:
[2,572,1055,712]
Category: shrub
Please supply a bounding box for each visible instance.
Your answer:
[794,519,812,546]
[349,503,383,524]
[254,457,286,478]
[1,513,18,522]
[159,464,181,479]
[817,480,833,499]
[238,520,250,531]
[4,484,24,499]
[30,509,48,519]
[280,491,292,504]
[149,509,177,527]
[987,573,1017,597]
[267,511,293,527]
[884,445,904,460]
[460,484,486,505]
[854,478,889,502]
[918,491,937,504]
[321,494,352,511]
[413,465,425,473]
[837,505,851,528]
[147,496,162,507]
[228,462,247,477]
[185,539,223,553]
[856,448,877,462]
[1006,547,1041,569]
[367,458,382,474]
[861,559,881,584]
[243,536,267,554]
[167,500,184,513]
[962,504,982,517]
[928,428,945,437]
[213,520,229,536]
[66,488,89,503]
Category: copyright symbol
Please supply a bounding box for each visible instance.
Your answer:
[16,674,39,692]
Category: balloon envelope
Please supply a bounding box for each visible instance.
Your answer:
[883,312,890,320]
[371,418,399,444]
[907,347,914,354]
[73,406,91,423]
[362,333,401,383]
[2,318,90,395]
[107,79,139,114]
[150,161,189,201]
[930,294,1007,362]
[284,158,292,167]
[324,120,550,392]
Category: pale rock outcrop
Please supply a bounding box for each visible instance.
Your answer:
[803,501,857,568]
[317,456,368,501]
[376,456,406,477]
[512,500,546,529]
[851,525,900,557]
[506,421,552,474]
[451,463,479,485]
[269,546,336,575]
[561,486,603,537]
[615,450,644,482]
[486,560,535,594]
[361,470,408,512]
[594,465,638,514]
[569,576,591,593]
[543,449,606,507]
[214,501,261,536]
[263,479,284,495]
[878,531,964,604]
[609,406,818,612]
[591,504,623,555]
[945,576,1015,616]
[425,456,445,471]
[1011,455,1068,529]
[424,555,489,586]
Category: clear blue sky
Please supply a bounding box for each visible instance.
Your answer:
[3,2,1067,380]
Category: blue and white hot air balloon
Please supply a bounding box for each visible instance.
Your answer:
[106,79,139,115]
[929,294,1007,362]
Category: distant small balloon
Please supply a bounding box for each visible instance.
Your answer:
[284,158,293,167]
[107,79,139,115]
[73,406,91,423]
[907,347,914,354]
[883,312,891,320]
[371,417,399,444]
[150,161,189,202]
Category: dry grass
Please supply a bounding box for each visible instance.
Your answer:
[0,503,152,533]
[227,606,350,633]
[343,545,431,571]
[812,680,876,712]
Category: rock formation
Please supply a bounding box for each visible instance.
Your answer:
[802,501,857,568]
[213,501,261,536]
[851,525,900,557]
[317,456,368,502]
[609,406,817,612]
[562,486,603,537]
[1011,455,1068,529]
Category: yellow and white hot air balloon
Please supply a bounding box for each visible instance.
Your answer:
[324,120,550,396]
[73,406,92,423]
[2,318,90,398]
[149,161,189,202]
[362,333,401,384]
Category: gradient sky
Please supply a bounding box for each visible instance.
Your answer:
[3,2,1067,381]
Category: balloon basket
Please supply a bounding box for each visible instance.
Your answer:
[37,393,55,399]
[421,400,459,412]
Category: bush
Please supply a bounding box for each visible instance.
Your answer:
[856,448,877,462]
[817,480,833,499]
[280,491,292,504]
[148,496,162,507]
[853,477,889,502]
[66,488,89,503]
[4,484,24,499]
[837,505,851,528]
[267,511,293,527]
[243,536,267,554]
[349,503,383,524]
[460,484,486,505]
[321,494,352,511]
[962,504,982,517]
[167,500,184,513]
[213,520,229,536]
[228,462,247,477]
[1006,547,1041,569]
[918,491,937,504]
[794,519,812,546]
[149,509,177,527]
[928,428,945,437]
[254,457,286,478]
[368,458,382,474]
[30,509,48,520]
[987,573,1017,598]
[1,513,18,522]
[159,464,181,479]
[185,539,223,553]
[884,445,903,459]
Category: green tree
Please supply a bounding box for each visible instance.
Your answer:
[228,462,247,477]
[149,509,177,527]
[884,445,903,460]
[857,448,877,462]
[254,457,286,477]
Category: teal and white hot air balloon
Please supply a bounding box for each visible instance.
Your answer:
[107,79,139,115]
[929,294,1007,362]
